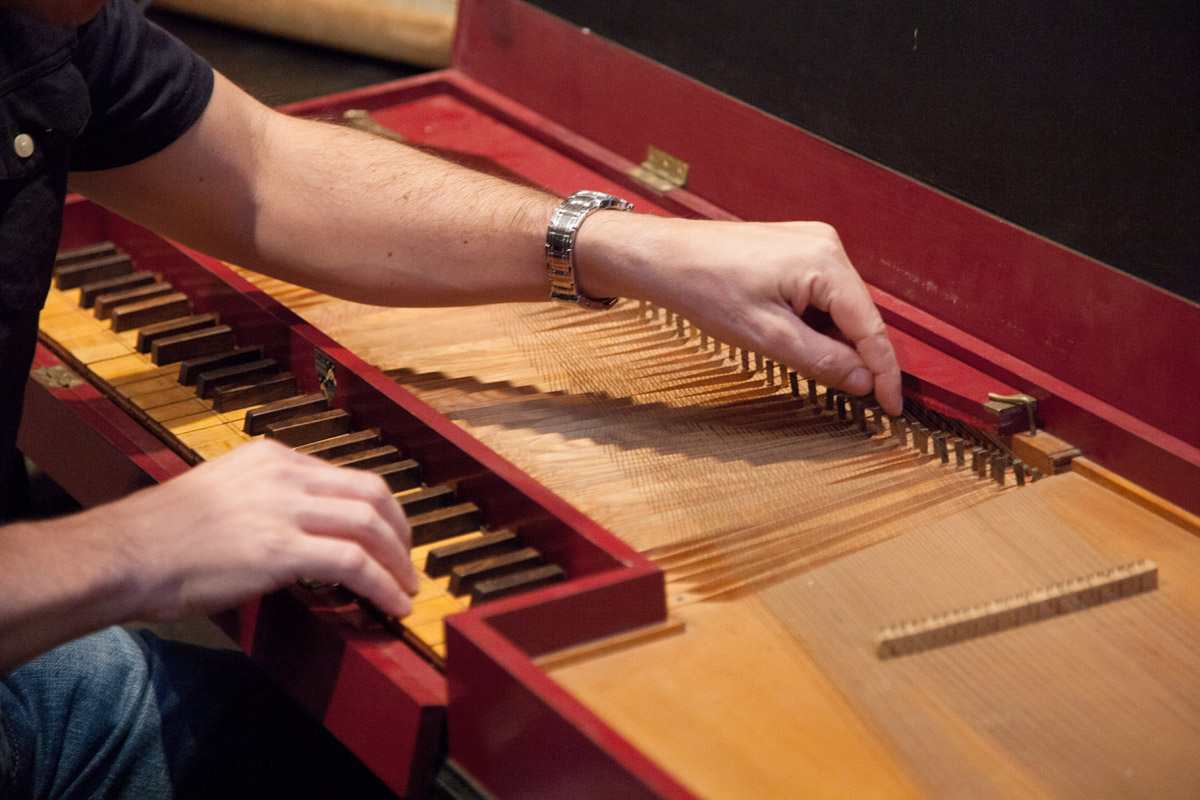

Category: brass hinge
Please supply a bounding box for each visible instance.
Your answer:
[626,145,689,193]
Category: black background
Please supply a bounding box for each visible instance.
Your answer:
[527,1,1199,303]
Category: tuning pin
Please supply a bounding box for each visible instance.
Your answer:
[972,447,987,477]
[933,431,949,463]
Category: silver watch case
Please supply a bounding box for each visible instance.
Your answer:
[546,190,633,310]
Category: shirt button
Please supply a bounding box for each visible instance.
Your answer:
[13,134,35,159]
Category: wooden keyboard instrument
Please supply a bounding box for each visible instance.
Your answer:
[23,1,1200,797]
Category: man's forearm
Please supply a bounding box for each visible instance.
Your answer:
[249,111,563,306]
[69,70,902,412]
[0,515,141,672]
[70,73,566,308]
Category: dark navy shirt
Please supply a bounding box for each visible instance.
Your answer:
[0,0,214,505]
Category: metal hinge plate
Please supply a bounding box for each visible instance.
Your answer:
[626,145,689,193]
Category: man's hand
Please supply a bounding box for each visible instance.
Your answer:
[0,440,416,670]
[71,73,900,412]
[108,439,418,621]
[578,214,904,415]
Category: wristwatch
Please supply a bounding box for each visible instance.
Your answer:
[546,190,633,310]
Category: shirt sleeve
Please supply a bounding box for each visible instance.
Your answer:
[68,0,215,171]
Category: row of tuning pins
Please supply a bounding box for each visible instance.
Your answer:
[887,417,1041,488]
[641,301,1040,489]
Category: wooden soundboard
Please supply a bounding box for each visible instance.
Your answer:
[24,0,1200,797]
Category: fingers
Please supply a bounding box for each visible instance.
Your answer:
[788,226,904,415]
[286,535,414,617]
[179,439,420,612]
[295,495,420,596]
[819,285,903,416]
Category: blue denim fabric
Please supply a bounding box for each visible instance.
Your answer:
[0,628,399,799]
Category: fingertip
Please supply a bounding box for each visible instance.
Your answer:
[876,377,904,417]
[844,367,873,397]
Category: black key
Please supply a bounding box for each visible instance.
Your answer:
[54,253,132,289]
[425,530,520,577]
[196,358,278,399]
[179,347,262,385]
[410,502,482,547]
[448,547,543,596]
[136,313,217,354]
[471,564,565,604]
[212,373,298,413]
[244,394,329,436]
[79,271,156,308]
[265,409,353,447]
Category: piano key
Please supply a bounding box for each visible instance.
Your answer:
[425,530,521,577]
[179,346,263,385]
[195,358,278,399]
[328,445,402,470]
[265,408,353,447]
[54,252,133,289]
[410,501,483,547]
[294,429,379,458]
[369,459,423,492]
[395,484,455,516]
[53,241,117,269]
[151,325,236,365]
[94,282,174,319]
[79,271,156,308]
[136,313,218,354]
[447,547,544,596]
[471,563,565,604]
[110,292,191,331]
[212,373,299,412]
[402,595,465,629]
[244,394,329,436]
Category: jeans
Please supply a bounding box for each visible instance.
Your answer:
[0,628,399,799]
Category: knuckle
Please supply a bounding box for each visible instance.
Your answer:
[335,545,371,576]
[809,350,849,382]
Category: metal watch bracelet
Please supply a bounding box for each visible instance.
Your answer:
[546,190,633,310]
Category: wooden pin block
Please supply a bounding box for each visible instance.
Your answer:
[471,563,565,604]
[876,560,1158,659]
[425,530,521,577]
[54,253,132,289]
[152,325,236,365]
[79,271,156,308]
[265,409,352,447]
[110,292,190,331]
[1011,431,1082,476]
[136,313,217,354]
[94,282,173,319]
[212,373,298,413]
[179,347,262,385]
[196,358,278,399]
[410,502,483,547]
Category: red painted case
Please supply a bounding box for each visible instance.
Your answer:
[27,0,1199,796]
